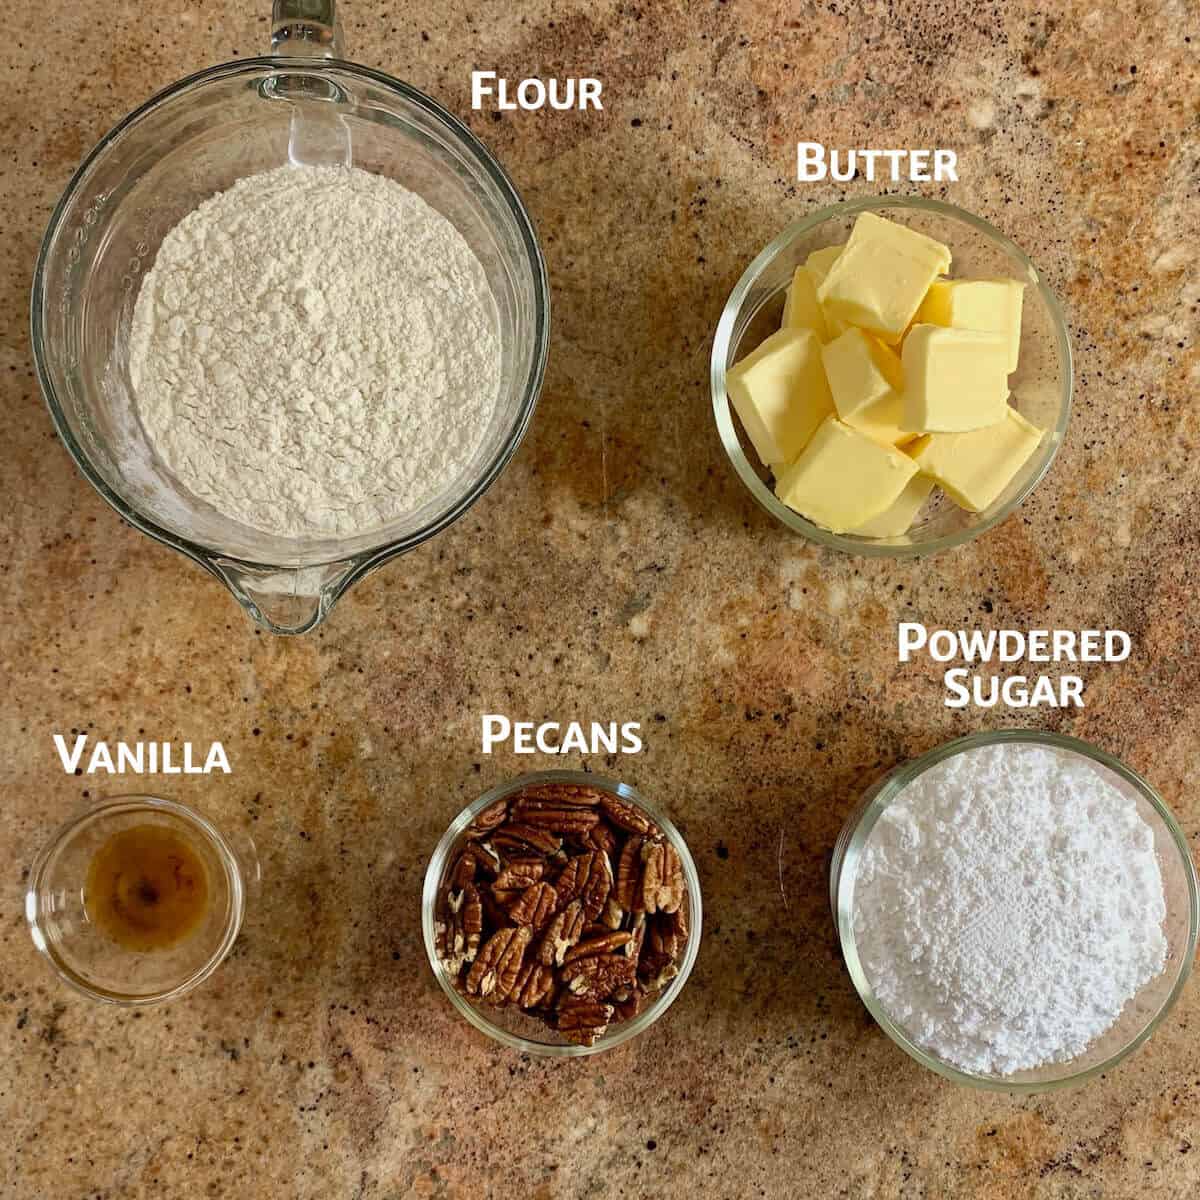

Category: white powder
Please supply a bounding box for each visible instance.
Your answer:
[129,164,500,538]
[852,743,1167,1076]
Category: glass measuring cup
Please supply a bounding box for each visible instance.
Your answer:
[31,0,549,634]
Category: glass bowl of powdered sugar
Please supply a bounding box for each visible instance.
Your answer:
[831,730,1199,1092]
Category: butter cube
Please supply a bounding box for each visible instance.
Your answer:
[843,393,915,448]
[805,244,849,338]
[853,474,936,537]
[817,212,952,343]
[821,328,912,446]
[775,417,919,532]
[727,327,834,465]
[821,328,903,420]
[907,407,1045,512]
[805,244,845,290]
[781,266,828,340]
[918,278,1025,371]
[901,325,1010,432]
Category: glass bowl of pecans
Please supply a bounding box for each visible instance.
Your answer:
[422,770,702,1056]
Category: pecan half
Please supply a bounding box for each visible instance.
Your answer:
[465,926,530,999]
[491,824,562,855]
[557,998,614,1047]
[599,896,624,930]
[563,931,633,964]
[561,953,637,999]
[537,899,586,966]
[435,883,483,972]
[468,799,509,836]
[507,881,559,931]
[638,840,684,914]
[613,988,645,1022]
[448,849,478,890]
[614,835,644,910]
[517,783,605,807]
[514,961,556,1009]
[555,851,613,922]
[510,800,600,835]
[585,821,619,856]
[599,794,656,836]
[493,859,547,891]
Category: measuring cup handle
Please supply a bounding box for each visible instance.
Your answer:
[271,0,344,57]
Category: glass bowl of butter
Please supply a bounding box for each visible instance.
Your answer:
[711,197,1072,556]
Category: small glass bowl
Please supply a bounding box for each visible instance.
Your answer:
[421,770,702,1056]
[26,796,248,1005]
[711,197,1073,556]
[831,731,1199,1091]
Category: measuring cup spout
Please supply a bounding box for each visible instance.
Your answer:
[210,558,355,635]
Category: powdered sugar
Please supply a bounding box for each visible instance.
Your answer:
[852,743,1167,1076]
[129,164,500,538]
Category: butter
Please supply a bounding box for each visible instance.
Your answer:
[907,407,1045,512]
[781,266,828,340]
[805,244,850,338]
[918,278,1025,371]
[843,392,915,448]
[805,244,845,290]
[901,324,1010,432]
[817,212,952,344]
[853,474,935,537]
[727,327,834,464]
[775,417,918,532]
[821,328,903,420]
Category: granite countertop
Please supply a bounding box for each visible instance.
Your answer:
[2,2,1199,1196]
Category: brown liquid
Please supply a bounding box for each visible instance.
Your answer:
[84,824,209,952]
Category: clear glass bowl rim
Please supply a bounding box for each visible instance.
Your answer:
[25,794,246,1006]
[831,729,1200,1092]
[710,195,1074,557]
[29,55,550,579]
[421,769,703,1057]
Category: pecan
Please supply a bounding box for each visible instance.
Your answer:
[448,849,477,890]
[507,881,559,930]
[561,953,637,999]
[480,887,516,932]
[437,779,689,1046]
[557,998,614,1047]
[436,883,483,973]
[599,897,624,930]
[465,926,530,999]
[625,912,646,961]
[638,840,684,914]
[585,821,619,856]
[642,961,679,992]
[563,931,633,963]
[517,783,605,807]
[510,800,600,835]
[647,911,685,963]
[450,842,501,886]
[537,899,586,966]
[514,961,556,1009]
[491,823,562,855]
[493,859,547,891]
[614,835,644,910]
[599,794,656,836]
[613,990,645,1022]
[468,799,509,836]
[555,851,613,921]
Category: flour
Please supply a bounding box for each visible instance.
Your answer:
[129,164,500,538]
[852,743,1167,1076]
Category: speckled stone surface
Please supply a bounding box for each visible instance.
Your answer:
[2,1,1199,1196]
